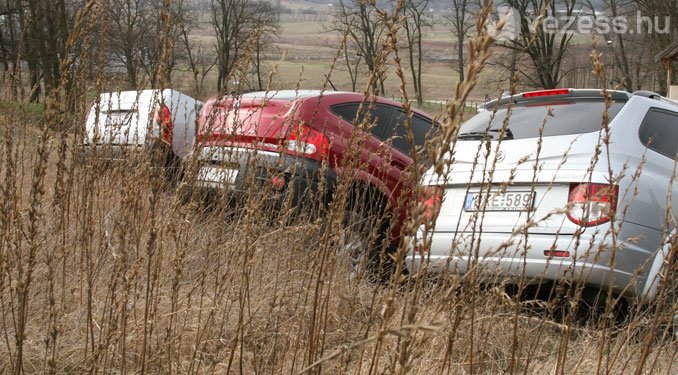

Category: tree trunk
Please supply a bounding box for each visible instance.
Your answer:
[29,68,40,103]
[124,50,137,89]
[415,25,423,105]
[457,39,464,83]
[255,39,263,90]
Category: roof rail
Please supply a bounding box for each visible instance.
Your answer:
[633,90,678,107]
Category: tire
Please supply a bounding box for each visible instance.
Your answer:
[162,148,181,185]
[149,142,180,185]
[338,209,375,279]
[338,199,395,282]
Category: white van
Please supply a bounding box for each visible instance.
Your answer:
[82,89,202,172]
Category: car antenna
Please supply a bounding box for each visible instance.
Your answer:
[324,74,337,91]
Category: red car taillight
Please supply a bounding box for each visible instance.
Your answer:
[418,186,444,226]
[285,123,329,161]
[567,183,618,227]
[522,88,571,98]
[155,104,173,144]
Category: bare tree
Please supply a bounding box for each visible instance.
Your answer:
[635,0,678,93]
[580,0,649,91]
[330,0,387,94]
[250,0,279,91]
[635,0,678,37]
[598,0,636,90]
[26,0,66,94]
[402,0,430,105]
[341,36,363,92]
[179,22,216,96]
[106,0,191,89]
[503,0,580,89]
[573,0,677,92]
[0,1,99,105]
[210,0,278,92]
[6,0,82,101]
[446,0,477,84]
[0,1,22,97]
[106,0,152,88]
[146,0,192,87]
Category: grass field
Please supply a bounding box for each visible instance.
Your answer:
[0,95,676,374]
[1,3,676,374]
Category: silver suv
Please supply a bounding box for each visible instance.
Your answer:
[409,89,678,303]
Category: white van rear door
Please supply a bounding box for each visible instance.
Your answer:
[86,90,156,146]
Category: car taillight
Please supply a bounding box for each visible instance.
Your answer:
[522,88,570,98]
[286,123,329,161]
[567,183,618,227]
[418,186,444,226]
[544,250,570,257]
[155,104,173,144]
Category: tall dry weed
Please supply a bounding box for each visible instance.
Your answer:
[0,0,675,374]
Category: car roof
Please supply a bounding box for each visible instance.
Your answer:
[239,90,345,100]
[231,90,433,119]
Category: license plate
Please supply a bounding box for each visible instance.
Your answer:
[464,191,534,212]
[105,112,133,127]
[197,166,238,187]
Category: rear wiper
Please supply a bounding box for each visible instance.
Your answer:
[458,129,514,141]
[489,128,514,139]
[458,131,491,140]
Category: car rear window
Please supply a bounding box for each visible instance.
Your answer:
[459,99,627,140]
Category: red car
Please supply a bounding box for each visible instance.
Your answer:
[187,90,437,271]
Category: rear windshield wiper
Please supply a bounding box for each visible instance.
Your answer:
[458,131,491,140]
[458,128,514,140]
[489,128,514,139]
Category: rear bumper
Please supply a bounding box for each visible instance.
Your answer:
[79,143,171,161]
[79,144,145,161]
[406,231,644,299]
[186,146,337,210]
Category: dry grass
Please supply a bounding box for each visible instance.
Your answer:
[0,133,675,373]
[1,132,674,373]
[0,1,676,374]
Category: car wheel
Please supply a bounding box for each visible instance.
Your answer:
[338,209,373,279]
[162,149,181,185]
[338,207,393,282]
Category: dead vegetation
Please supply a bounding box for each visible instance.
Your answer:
[0,1,676,374]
